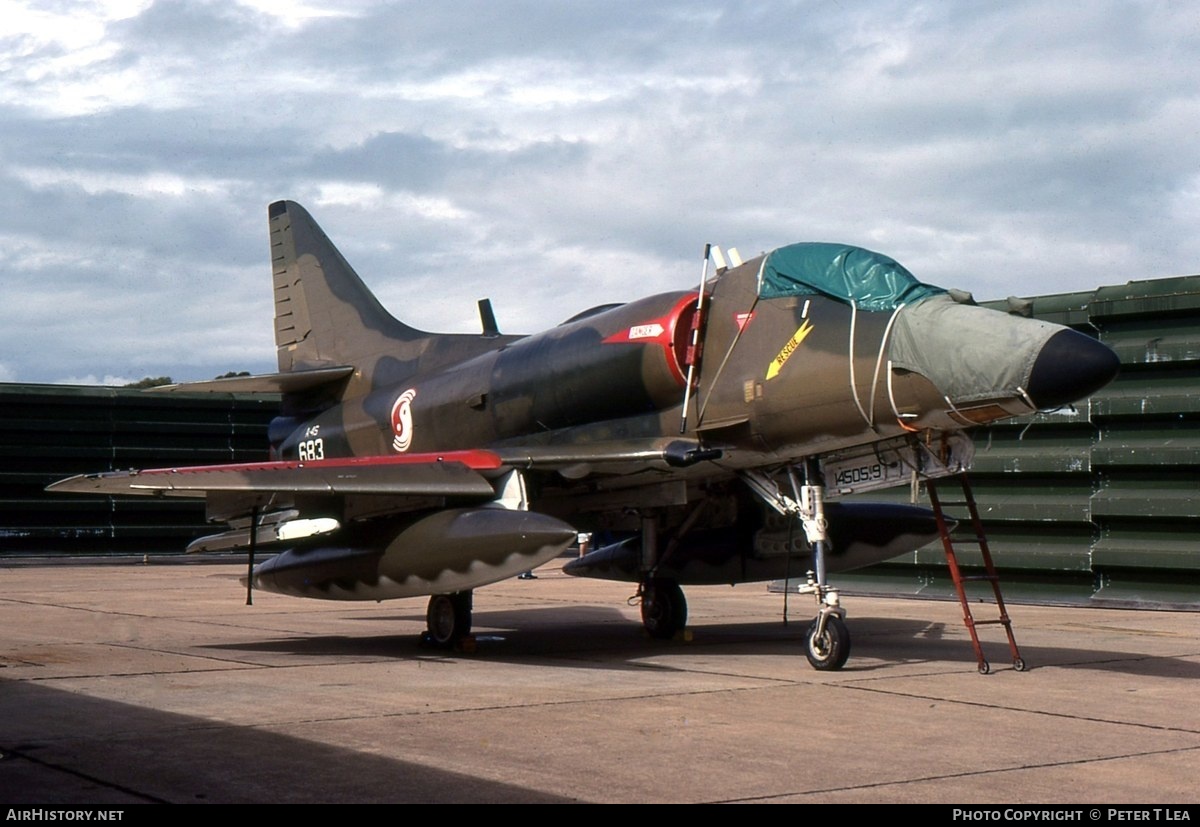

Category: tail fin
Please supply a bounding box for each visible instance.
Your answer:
[269,200,425,372]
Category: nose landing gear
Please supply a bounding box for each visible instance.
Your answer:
[743,459,851,671]
[800,576,851,671]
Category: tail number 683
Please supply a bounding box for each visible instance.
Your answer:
[298,438,325,461]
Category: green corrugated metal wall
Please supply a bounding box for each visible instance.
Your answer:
[0,385,276,554]
[842,274,1200,607]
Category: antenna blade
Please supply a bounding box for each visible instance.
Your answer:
[477,298,500,337]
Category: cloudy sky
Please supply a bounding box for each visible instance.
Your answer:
[2,1,1197,385]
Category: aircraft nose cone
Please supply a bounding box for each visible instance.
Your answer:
[1025,329,1120,409]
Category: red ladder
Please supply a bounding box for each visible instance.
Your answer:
[925,474,1026,674]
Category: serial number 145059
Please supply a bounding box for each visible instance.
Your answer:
[831,462,886,487]
[823,454,909,493]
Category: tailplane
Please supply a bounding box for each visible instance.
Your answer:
[269,200,425,372]
[155,201,510,407]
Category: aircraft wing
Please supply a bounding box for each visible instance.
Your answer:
[47,438,722,499]
[48,439,725,551]
[47,450,504,500]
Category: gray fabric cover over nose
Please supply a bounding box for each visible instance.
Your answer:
[888,294,1061,405]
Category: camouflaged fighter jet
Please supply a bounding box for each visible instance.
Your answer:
[49,200,1120,670]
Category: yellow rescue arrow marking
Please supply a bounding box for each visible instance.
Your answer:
[765,319,814,381]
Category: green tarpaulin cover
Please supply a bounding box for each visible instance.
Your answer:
[758,243,945,311]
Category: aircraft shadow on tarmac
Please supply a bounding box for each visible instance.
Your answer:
[198,607,1200,679]
[0,679,576,805]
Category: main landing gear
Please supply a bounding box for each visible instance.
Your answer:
[634,513,689,640]
[422,591,473,648]
[640,578,687,639]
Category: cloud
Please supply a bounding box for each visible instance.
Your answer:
[0,0,1197,382]
[55,373,142,386]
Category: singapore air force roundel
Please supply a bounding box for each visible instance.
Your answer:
[391,388,417,452]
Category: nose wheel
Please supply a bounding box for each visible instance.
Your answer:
[804,614,851,670]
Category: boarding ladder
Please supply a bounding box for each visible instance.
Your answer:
[925,474,1026,674]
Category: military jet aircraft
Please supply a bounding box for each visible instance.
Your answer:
[50,201,1120,669]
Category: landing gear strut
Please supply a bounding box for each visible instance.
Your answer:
[423,591,472,648]
[741,458,851,670]
[793,459,850,670]
[640,579,687,639]
[635,514,689,640]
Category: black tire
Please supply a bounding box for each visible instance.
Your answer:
[641,580,687,639]
[804,615,851,670]
[425,591,472,647]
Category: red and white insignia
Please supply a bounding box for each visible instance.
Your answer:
[391,388,417,452]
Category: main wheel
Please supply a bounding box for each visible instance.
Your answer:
[641,579,687,639]
[804,615,851,670]
[425,591,472,647]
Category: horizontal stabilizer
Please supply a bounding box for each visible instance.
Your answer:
[148,366,355,394]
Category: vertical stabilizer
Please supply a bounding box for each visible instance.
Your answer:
[269,200,424,373]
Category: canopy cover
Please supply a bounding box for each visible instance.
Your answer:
[758,242,945,311]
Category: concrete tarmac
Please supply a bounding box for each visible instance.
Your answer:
[1,559,1197,804]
